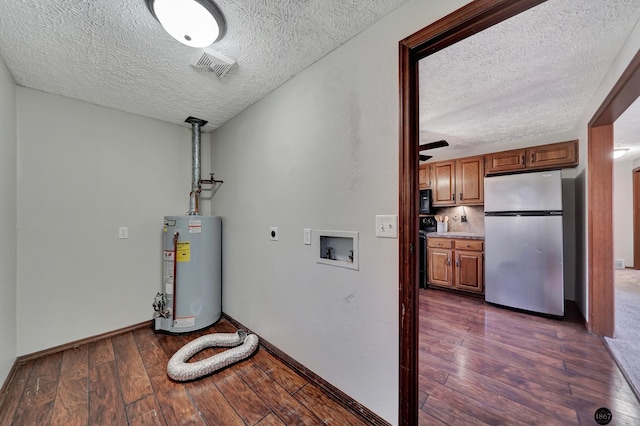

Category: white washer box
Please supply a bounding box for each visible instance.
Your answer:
[317,230,359,271]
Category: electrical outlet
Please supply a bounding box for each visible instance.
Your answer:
[304,228,311,245]
[269,227,278,241]
[118,227,128,239]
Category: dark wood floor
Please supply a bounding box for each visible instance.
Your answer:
[3,289,638,425]
[419,287,640,425]
[0,318,370,426]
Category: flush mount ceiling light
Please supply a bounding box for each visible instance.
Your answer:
[613,148,629,159]
[145,0,226,48]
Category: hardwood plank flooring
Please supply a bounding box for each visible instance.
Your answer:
[89,361,127,425]
[0,361,32,425]
[2,290,638,425]
[111,333,154,405]
[293,383,370,426]
[125,394,166,426]
[11,352,62,426]
[0,318,370,425]
[50,346,89,426]
[419,288,640,425]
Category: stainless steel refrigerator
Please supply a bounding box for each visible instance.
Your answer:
[484,170,564,316]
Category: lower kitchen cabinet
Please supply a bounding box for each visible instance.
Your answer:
[455,249,484,293]
[427,238,484,294]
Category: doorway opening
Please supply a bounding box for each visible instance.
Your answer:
[587,49,640,337]
[398,0,640,424]
[397,1,547,424]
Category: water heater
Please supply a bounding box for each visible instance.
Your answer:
[152,116,224,333]
[155,215,222,333]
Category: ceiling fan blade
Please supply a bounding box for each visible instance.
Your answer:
[419,155,432,161]
[418,140,449,151]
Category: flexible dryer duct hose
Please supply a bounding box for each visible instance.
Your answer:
[167,331,259,381]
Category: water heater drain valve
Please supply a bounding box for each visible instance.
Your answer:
[153,292,171,318]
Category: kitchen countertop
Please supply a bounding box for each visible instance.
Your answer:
[426,232,484,240]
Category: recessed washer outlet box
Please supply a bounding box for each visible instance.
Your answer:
[317,230,358,271]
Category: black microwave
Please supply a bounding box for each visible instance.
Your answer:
[419,189,432,214]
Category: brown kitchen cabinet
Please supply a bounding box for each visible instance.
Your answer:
[456,156,484,204]
[419,163,432,189]
[427,238,453,288]
[427,238,484,294]
[485,140,578,175]
[432,161,455,205]
[431,156,484,206]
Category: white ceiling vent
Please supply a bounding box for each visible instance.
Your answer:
[192,49,236,78]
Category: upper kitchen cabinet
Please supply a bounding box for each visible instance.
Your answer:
[485,140,578,175]
[432,161,455,205]
[432,156,484,206]
[456,156,484,205]
[528,140,578,169]
[483,148,527,174]
[419,163,432,189]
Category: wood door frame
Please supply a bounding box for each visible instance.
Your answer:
[634,167,640,270]
[397,1,546,424]
[587,49,640,337]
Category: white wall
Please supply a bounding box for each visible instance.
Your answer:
[209,1,469,423]
[0,55,17,386]
[614,160,635,267]
[16,88,210,355]
[575,19,640,318]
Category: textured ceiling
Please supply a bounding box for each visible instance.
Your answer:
[1,0,639,161]
[419,0,640,162]
[0,0,407,132]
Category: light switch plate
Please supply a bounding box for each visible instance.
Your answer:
[375,215,398,238]
[303,228,311,245]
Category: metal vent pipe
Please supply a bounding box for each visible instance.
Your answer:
[185,116,208,215]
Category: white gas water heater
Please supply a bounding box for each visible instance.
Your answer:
[153,117,223,333]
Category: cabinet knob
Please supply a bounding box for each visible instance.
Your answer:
[459,192,463,201]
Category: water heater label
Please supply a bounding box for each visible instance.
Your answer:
[188,219,202,234]
[163,250,175,261]
[174,316,195,328]
[163,260,174,294]
[177,242,191,262]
